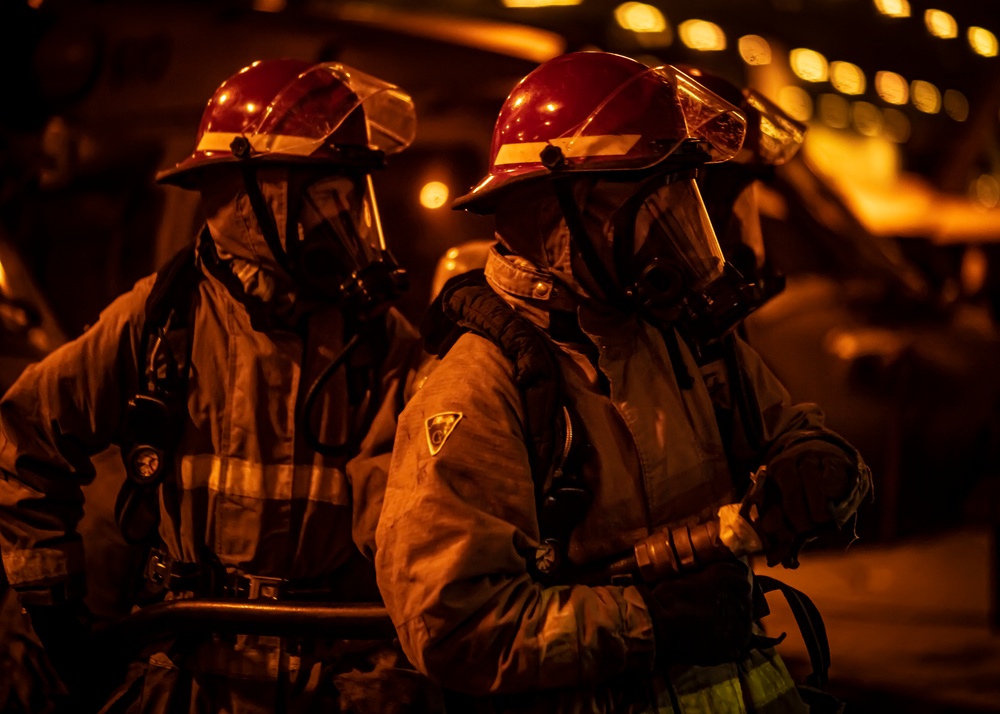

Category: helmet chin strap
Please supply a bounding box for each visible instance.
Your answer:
[549,175,632,313]
[229,136,295,277]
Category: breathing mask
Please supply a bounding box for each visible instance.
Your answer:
[287,173,407,314]
[606,172,763,340]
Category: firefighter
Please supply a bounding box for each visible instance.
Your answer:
[375,51,869,712]
[0,58,431,713]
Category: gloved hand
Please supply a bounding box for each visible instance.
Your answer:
[638,559,753,666]
[751,436,871,568]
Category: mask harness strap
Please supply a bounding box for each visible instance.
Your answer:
[230,136,294,276]
[544,146,693,387]
[542,146,631,314]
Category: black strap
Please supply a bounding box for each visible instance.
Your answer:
[550,178,630,313]
[116,243,202,544]
[755,574,832,688]
[424,269,565,490]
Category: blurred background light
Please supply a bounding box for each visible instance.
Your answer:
[501,0,583,6]
[738,35,772,65]
[419,181,450,209]
[974,174,1000,208]
[968,27,999,57]
[790,48,829,82]
[613,3,673,47]
[831,61,866,95]
[925,9,958,39]
[818,93,850,129]
[873,0,910,18]
[875,71,909,104]
[852,101,884,137]
[777,85,814,122]
[252,0,286,11]
[883,107,912,142]
[614,3,667,33]
[911,80,941,113]
[944,89,969,121]
[678,19,726,51]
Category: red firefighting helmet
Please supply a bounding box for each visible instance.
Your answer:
[156,58,416,187]
[679,65,806,166]
[453,51,747,214]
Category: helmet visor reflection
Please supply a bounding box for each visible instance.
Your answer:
[632,178,725,294]
[249,63,416,158]
[295,175,384,283]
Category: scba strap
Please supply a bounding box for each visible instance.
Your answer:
[421,269,591,578]
[115,242,201,544]
[755,574,832,689]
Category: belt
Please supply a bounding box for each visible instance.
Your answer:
[144,549,348,601]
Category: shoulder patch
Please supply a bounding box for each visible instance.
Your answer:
[425,412,463,456]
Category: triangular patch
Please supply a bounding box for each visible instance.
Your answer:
[425,412,463,456]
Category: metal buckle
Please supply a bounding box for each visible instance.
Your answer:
[146,552,170,587]
[244,574,286,600]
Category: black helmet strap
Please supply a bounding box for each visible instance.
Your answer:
[230,136,295,277]
[550,175,631,312]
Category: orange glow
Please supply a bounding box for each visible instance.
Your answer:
[873,0,910,18]
[944,90,969,121]
[830,61,866,95]
[253,0,286,11]
[502,0,582,6]
[852,102,883,137]
[678,20,726,51]
[975,174,1000,208]
[925,9,958,39]
[911,80,941,113]
[614,3,667,33]
[790,48,828,82]
[738,35,772,65]
[968,27,999,57]
[419,181,450,210]
[778,86,813,122]
[883,108,911,143]
[875,71,909,105]
[818,94,850,129]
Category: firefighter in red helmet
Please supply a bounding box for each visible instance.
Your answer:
[376,51,869,712]
[0,59,434,713]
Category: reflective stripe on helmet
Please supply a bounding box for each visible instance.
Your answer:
[494,134,642,166]
[196,131,327,157]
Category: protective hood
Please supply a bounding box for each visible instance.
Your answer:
[201,166,300,313]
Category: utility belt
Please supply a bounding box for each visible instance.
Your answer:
[143,548,360,602]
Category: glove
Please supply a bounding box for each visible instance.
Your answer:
[638,559,753,666]
[752,437,871,568]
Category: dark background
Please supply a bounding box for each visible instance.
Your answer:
[2,0,1000,710]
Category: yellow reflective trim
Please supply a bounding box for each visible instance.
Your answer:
[196,132,325,157]
[745,654,799,708]
[178,454,350,505]
[493,134,642,165]
[665,657,797,713]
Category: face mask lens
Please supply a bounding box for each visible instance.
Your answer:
[633,179,725,294]
[293,175,384,297]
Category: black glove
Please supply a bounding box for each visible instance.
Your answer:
[754,437,869,567]
[638,560,753,666]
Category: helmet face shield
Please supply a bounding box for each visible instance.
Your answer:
[456,53,746,212]
[629,178,725,295]
[252,63,417,159]
[742,89,806,166]
[158,60,416,185]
